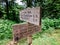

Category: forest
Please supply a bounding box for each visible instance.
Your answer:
[0,0,60,45]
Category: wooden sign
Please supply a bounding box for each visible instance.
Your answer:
[12,7,41,45]
[12,23,28,41]
[28,23,41,35]
[12,22,41,41]
[20,7,40,26]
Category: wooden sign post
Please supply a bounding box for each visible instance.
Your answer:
[20,7,41,45]
[11,7,41,45]
[27,35,32,45]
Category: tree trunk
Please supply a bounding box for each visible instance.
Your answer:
[5,0,9,19]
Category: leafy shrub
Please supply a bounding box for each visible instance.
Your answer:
[54,18,60,29]
[0,19,16,40]
[42,18,60,30]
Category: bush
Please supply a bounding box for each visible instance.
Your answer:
[54,18,60,29]
[0,19,16,40]
[42,18,60,30]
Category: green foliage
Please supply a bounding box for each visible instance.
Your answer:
[41,0,60,18]
[0,1,24,22]
[42,18,60,30]
[54,18,60,29]
[22,0,60,19]
[0,4,6,18]
[0,19,16,40]
[6,3,24,22]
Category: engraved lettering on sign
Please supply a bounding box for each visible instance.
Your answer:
[20,7,40,25]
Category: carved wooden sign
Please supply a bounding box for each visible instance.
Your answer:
[20,7,40,26]
[12,7,41,44]
[28,23,41,35]
[13,23,28,41]
[13,23,41,41]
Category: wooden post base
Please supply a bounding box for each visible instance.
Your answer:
[8,36,32,45]
[27,35,32,45]
[7,40,18,45]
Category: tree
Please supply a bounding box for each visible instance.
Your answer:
[22,0,60,19]
[0,0,15,19]
[22,0,33,7]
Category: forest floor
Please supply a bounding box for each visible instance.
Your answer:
[0,29,60,45]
